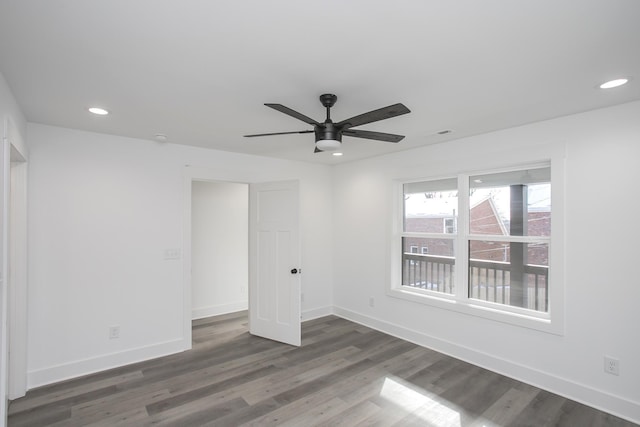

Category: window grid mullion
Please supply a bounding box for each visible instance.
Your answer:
[457,173,470,301]
[401,232,456,240]
[468,234,550,244]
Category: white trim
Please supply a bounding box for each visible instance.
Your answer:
[390,156,565,335]
[7,158,27,399]
[467,234,550,243]
[27,339,185,389]
[402,232,455,239]
[181,169,194,352]
[0,134,9,426]
[27,304,333,389]
[333,305,640,425]
[182,166,253,353]
[301,305,333,321]
[457,173,469,301]
[192,302,248,320]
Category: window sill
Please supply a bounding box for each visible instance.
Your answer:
[387,286,563,336]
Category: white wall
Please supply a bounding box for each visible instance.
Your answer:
[191,180,248,319]
[332,101,640,423]
[0,72,28,425]
[26,123,334,387]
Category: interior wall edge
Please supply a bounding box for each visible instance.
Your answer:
[332,305,640,425]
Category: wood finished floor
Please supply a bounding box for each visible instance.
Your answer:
[8,312,637,427]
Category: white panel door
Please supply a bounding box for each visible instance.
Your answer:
[249,180,300,346]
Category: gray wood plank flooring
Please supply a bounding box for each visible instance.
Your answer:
[8,312,637,426]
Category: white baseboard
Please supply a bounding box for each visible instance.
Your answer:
[302,305,333,321]
[332,306,640,425]
[27,304,637,423]
[26,304,328,391]
[192,301,248,320]
[26,338,187,390]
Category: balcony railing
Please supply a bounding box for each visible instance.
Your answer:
[402,253,455,294]
[402,253,549,312]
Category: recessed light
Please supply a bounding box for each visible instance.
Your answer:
[332,152,343,157]
[88,107,109,115]
[154,133,168,142]
[599,78,629,89]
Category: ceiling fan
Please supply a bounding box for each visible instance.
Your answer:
[244,94,410,153]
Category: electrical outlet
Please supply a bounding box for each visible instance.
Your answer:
[369,297,375,308]
[109,326,120,340]
[604,356,619,376]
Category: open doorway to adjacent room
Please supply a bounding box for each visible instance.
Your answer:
[190,180,248,320]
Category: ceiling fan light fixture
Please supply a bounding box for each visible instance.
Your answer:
[315,139,341,152]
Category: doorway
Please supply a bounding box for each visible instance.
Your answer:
[182,166,301,349]
[190,180,248,320]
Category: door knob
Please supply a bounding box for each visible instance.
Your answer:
[290,268,298,274]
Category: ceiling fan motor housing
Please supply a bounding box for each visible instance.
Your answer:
[316,94,341,150]
[315,122,342,142]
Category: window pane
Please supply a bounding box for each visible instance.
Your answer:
[403,178,458,234]
[402,237,455,294]
[469,240,549,312]
[469,167,550,237]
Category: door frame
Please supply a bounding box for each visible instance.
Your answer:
[7,147,27,399]
[1,116,29,417]
[182,166,253,350]
[182,166,302,349]
[181,165,257,350]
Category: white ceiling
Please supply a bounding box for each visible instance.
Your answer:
[1,0,639,164]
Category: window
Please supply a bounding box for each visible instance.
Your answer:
[444,218,456,234]
[391,163,561,333]
[401,178,457,294]
[469,167,550,313]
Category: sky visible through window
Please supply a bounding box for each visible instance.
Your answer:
[405,184,550,225]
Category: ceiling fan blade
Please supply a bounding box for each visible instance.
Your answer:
[342,129,405,143]
[244,130,314,137]
[337,103,410,129]
[265,104,320,126]
[314,146,323,153]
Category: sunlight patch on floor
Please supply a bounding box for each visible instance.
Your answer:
[380,376,461,426]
